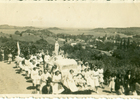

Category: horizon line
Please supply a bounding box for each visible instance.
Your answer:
[0,24,140,29]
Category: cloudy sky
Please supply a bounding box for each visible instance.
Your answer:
[0,2,140,28]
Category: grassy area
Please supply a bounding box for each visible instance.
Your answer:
[12,34,42,42]
[48,28,134,38]
[49,29,108,36]
[0,25,42,34]
[43,36,64,47]
[0,29,27,34]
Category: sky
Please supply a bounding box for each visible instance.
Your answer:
[0,2,140,28]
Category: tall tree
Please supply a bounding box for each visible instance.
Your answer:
[127,38,130,49]
[120,39,122,49]
[123,39,126,49]
[15,31,20,35]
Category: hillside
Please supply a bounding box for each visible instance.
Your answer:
[0,24,140,37]
[47,27,62,30]
[91,27,140,35]
[0,24,42,29]
[0,25,43,34]
[20,29,54,36]
[0,25,17,29]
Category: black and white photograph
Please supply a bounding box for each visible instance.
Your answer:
[0,2,140,97]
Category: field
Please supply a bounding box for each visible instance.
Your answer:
[48,28,132,38]
[0,29,27,34]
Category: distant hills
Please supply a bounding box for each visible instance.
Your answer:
[91,27,140,35]
[0,25,62,30]
[0,25,140,35]
[0,25,17,29]
[0,25,61,34]
[0,24,42,30]
[47,27,62,30]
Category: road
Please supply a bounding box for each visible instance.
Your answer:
[0,61,34,94]
[0,61,116,95]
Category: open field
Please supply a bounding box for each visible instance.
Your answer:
[0,29,27,34]
[0,28,131,37]
[48,28,132,38]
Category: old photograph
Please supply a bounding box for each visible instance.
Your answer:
[0,2,140,97]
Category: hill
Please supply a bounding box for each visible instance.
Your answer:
[47,27,62,30]
[0,24,42,29]
[1,24,140,38]
[0,25,43,34]
[91,27,140,35]
[0,25,17,29]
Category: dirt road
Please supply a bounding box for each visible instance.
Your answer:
[0,61,34,94]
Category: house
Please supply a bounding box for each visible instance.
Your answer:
[71,43,77,47]
[95,38,103,42]
[89,45,94,48]
[58,38,65,42]
[101,51,112,56]
[81,40,85,43]
[88,39,94,42]
[82,46,86,49]
[67,38,74,43]
[89,44,97,48]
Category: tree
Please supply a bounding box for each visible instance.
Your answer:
[120,39,122,49]
[123,39,126,49]
[36,39,48,45]
[15,31,20,35]
[20,33,22,37]
[127,38,130,49]
[115,34,121,41]
[10,34,12,38]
